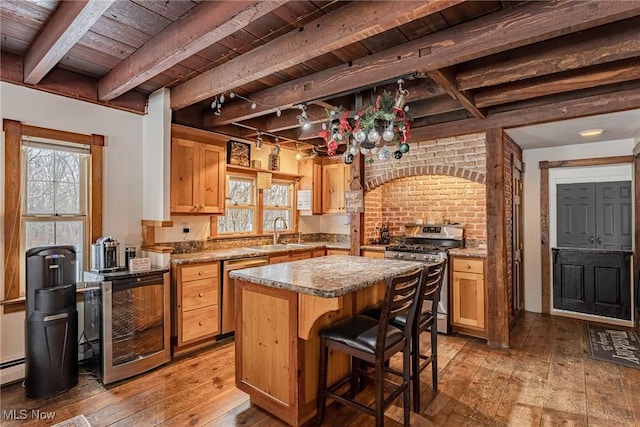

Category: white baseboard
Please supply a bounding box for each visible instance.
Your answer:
[0,362,25,386]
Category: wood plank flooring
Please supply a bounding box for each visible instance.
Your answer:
[2,312,639,426]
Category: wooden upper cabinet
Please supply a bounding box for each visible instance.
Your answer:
[322,162,349,214]
[298,158,322,215]
[171,135,226,214]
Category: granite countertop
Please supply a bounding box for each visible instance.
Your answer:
[448,247,488,258]
[229,255,424,298]
[170,241,352,265]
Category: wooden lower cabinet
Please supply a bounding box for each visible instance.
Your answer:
[451,256,486,338]
[171,261,221,354]
[362,249,385,259]
[235,280,385,426]
[325,248,349,256]
[269,250,312,264]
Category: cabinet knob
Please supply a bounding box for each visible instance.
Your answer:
[199,320,204,326]
[198,292,204,297]
[466,264,471,269]
[198,271,203,275]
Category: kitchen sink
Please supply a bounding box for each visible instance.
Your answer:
[246,243,310,251]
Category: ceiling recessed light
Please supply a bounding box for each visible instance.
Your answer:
[579,129,604,137]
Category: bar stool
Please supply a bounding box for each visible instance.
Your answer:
[316,267,424,427]
[362,259,446,413]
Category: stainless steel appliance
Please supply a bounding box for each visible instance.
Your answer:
[221,257,269,335]
[384,223,464,334]
[91,236,121,272]
[83,268,170,384]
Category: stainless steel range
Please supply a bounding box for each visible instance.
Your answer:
[384,223,464,334]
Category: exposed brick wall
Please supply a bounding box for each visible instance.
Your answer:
[362,134,487,244]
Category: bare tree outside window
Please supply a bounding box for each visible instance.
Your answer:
[22,144,88,285]
[264,183,292,231]
[218,177,255,233]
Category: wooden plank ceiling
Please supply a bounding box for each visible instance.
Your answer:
[2,0,640,152]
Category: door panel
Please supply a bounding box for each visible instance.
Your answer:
[553,249,631,320]
[595,181,632,250]
[556,183,595,248]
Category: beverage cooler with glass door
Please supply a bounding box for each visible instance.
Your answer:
[83,267,170,384]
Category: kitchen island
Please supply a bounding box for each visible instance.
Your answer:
[229,255,424,426]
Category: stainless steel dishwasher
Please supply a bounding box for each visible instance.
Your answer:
[221,257,269,335]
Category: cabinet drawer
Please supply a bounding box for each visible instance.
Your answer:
[289,251,312,261]
[452,258,484,274]
[181,262,219,282]
[182,278,218,311]
[181,305,219,342]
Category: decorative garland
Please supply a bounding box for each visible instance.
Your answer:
[319,90,412,161]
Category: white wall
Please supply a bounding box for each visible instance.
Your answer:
[521,138,635,313]
[0,82,149,367]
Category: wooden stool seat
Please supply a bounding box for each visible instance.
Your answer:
[316,267,425,427]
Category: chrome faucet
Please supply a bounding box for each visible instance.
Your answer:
[273,216,288,244]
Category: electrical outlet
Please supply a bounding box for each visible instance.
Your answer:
[182,226,190,234]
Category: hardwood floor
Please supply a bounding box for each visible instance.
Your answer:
[2,312,639,426]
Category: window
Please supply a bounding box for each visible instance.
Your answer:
[263,181,293,232]
[3,119,103,307]
[218,174,256,234]
[21,140,90,289]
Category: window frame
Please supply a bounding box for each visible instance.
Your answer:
[217,172,257,235]
[262,180,294,233]
[21,140,91,286]
[2,120,103,312]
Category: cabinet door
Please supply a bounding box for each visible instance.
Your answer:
[452,271,485,329]
[322,164,341,213]
[198,143,226,214]
[171,138,198,213]
[298,158,322,215]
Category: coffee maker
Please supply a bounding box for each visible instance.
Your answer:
[91,236,121,272]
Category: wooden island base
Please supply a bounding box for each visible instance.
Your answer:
[234,279,385,426]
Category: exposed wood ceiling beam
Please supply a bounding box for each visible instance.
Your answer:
[98,0,284,101]
[170,0,465,109]
[428,69,485,118]
[411,85,640,141]
[474,59,640,108]
[205,1,640,126]
[456,17,640,91]
[24,0,114,85]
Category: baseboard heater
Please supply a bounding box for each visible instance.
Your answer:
[0,358,25,386]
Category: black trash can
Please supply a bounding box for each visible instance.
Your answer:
[24,246,78,398]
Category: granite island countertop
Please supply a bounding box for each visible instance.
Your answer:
[229,255,424,298]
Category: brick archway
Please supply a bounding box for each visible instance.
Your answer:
[365,165,486,191]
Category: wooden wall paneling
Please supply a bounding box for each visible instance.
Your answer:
[539,162,550,314]
[485,128,509,348]
[90,135,103,243]
[3,119,22,302]
[635,152,640,328]
[349,154,365,255]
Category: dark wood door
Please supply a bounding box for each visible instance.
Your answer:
[553,249,632,320]
[557,183,596,248]
[595,181,632,250]
[556,181,631,249]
